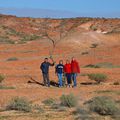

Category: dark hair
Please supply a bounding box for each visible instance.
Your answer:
[45,58,48,60]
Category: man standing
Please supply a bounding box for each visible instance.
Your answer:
[40,57,55,87]
[71,57,80,87]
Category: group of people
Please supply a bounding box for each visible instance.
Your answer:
[40,57,80,88]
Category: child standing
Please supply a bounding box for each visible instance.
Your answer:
[55,60,64,87]
[64,60,72,87]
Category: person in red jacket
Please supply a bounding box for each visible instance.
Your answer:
[64,60,72,87]
[71,57,80,87]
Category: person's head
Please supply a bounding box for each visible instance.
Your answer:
[44,58,48,62]
[66,59,70,64]
[59,60,63,64]
[72,57,75,61]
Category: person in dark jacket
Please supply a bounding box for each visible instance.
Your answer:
[71,57,80,87]
[55,60,64,87]
[40,58,55,87]
[64,60,72,87]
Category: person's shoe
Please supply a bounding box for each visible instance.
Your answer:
[72,85,77,88]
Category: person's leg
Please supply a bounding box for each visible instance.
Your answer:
[57,74,60,87]
[73,73,77,87]
[43,73,47,86]
[46,73,50,87]
[63,73,66,87]
[58,73,62,87]
[66,73,69,87]
[59,74,63,87]
[68,74,72,87]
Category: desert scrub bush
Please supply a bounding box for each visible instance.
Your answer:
[84,64,100,68]
[42,98,55,106]
[73,107,94,120]
[20,34,41,42]
[60,94,78,108]
[0,74,5,83]
[84,62,120,68]
[81,51,89,55]
[0,36,15,44]
[90,25,97,31]
[113,82,120,85]
[88,73,107,84]
[88,96,118,115]
[7,57,18,61]
[51,103,67,112]
[96,62,120,68]
[90,43,98,48]
[0,86,15,90]
[6,97,31,112]
[33,104,44,113]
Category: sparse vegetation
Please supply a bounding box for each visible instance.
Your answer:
[6,97,31,112]
[0,74,5,83]
[60,94,78,108]
[113,82,120,85]
[81,51,89,55]
[73,107,94,120]
[87,96,118,115]
[0,36,15,44]
[84,62,120,68]
[0,86,15,90]
[95,90,120,95]
[42,98,55,106]
[90,43,98,48]
[97,62,120,68]
[84,64,100,68]
[7,57,18,61]
[20,34,41,42]
[33,104,44,113]
[88,73,107,84]
[90,25,97,31]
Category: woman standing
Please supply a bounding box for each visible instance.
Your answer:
[71,57,80,87]
[64,60,72,87]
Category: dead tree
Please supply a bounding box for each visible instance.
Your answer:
[40,18,79,59]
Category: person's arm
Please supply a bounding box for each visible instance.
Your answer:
[40,63,43,70]
[49,55,55,66]
[77,62,80,73]
[55,65,58,74]
[48,62,54,66]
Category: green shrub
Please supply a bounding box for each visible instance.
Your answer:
[0,74,5,83]
[7,57,18,61]
[6,97,31,112]
[51,103,67,112]
[60,94,78,108]
[42,98,55,106]
[88,73,107,84]
[0,36,15,44]
[88,96,118,115]
[20,34,40,42]
[90,26,97,31]
[0,86,15,89]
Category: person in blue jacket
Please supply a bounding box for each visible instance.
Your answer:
[40,57,55,87]
[55,60,64,87]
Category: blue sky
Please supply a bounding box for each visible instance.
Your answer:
[0,0,120,18]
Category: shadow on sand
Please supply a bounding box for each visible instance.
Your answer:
[27,77,59,87]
